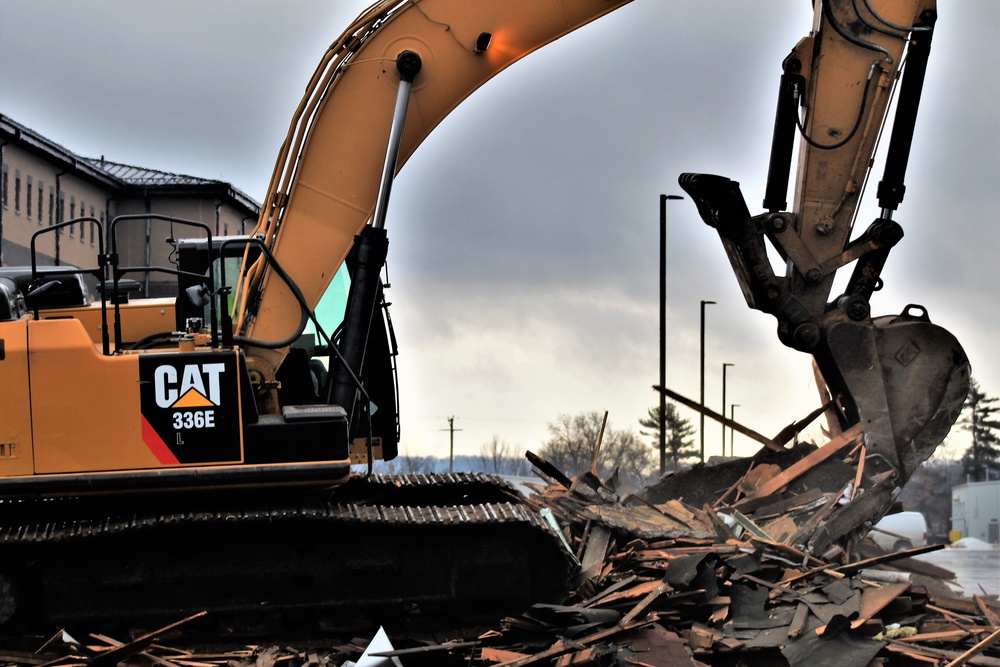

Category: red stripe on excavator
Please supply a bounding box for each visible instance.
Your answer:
[141,415,180,465]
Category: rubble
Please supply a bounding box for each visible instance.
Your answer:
[2,426,997,667]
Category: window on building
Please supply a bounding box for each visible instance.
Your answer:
[26,176,32,219]
[79,200,85,242]
[49,188,55,226]
[98,211,104,247]
[57,192,64,223]
[1,165,7,209]
[69,197,75,237]
[14,169,21,214]
[83,205,92,243]
[37,180,44,225]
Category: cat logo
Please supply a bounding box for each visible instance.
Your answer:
[153,363,226,409]
[139,353,241,464]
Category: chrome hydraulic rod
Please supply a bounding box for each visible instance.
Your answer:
[371,50,422,230]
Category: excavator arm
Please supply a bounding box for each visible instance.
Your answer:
[232,0,634,406]
[680,0,970,484]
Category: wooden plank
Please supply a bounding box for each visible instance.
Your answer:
[787,602,810,639]
[482,648,530,663]
[886,639,1000,667]
[849,444,866,501]
[587,579,664,607]
[620,583,670,625]
[771,399,837,447]
[370,641,478,658]
[787,485,850,546]
[85,613,207,667]
[886,642,1000,666]
[526,450,572,488]
[687,623,723,651]
[582,574,638,607]
[712,465,751,509]
[833,543,944,574]
[580,524,612,573]
[752,487,826,519]
[659,500,705,528]
[897,630,971,643]
[493,619,656,667]
[944,628,1000,667]
[930,593,1000,616]
[974,595,1000,627]
[623,545,740,560]
[760,515,799,544]
[850,582,911,629]
[737,464,781,498]
[656,385,783,451]
[734,424,863,507]
[589,411,609,478]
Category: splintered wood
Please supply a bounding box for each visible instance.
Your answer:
[6,428,997,667]
[331,428,997,666]
[453,426,999,667]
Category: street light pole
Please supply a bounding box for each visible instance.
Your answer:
[730,404,740,456]
[699,299,716,463]
[659,194,683,475]
[722,362,734,457]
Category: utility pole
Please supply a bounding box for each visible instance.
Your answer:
[699,299,716,462]
[442,416,463,473]
[722,362,734,457]
[659,194,683,475]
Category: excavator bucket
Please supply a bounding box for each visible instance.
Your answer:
[678,173,971,488]
[819,306,971,484]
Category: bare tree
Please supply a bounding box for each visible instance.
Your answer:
[374,451,437,474]
[479,436,532,476]
[537,411,653,486]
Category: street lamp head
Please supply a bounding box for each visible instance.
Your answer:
[663,194,684,201]
[702,299,717,306]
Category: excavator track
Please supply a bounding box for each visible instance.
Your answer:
[0,473,573,637]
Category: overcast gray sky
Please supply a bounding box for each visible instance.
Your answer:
[2,1,997,463]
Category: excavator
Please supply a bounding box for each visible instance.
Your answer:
[0,0,970,633]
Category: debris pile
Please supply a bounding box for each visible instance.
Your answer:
[369,423,998,665]
[3,424,997,666]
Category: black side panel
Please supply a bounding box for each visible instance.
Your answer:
[243,409,350,464]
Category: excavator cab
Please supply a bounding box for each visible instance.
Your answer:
[173,233,400,463]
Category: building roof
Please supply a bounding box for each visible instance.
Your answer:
[85,159,222,187]
[1,113,260,216]
[1,114,121,189]
[84,157,260,214]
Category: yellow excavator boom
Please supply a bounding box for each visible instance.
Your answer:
[234,0,634,384]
